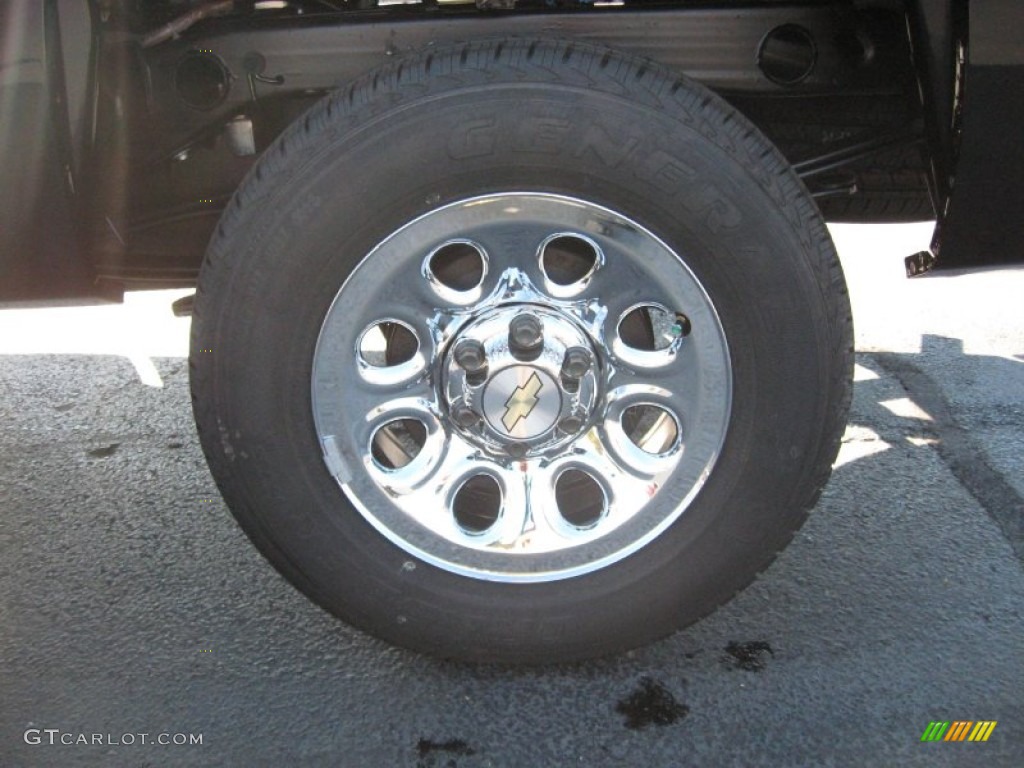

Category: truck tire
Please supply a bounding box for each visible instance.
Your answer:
[190,39,853,663]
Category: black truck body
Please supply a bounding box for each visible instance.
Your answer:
[1,0,1022,304]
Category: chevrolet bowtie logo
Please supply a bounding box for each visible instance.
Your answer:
[502,371,544,433]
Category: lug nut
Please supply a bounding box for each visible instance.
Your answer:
[506,442,528,459]
[508,313,543,359]
[558,415,584,434]
[561,346,592,379]
[453,339,487,373]
[452,402,479,428]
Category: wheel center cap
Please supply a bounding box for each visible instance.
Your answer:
[442,303,600,456]
[483,367,561,439]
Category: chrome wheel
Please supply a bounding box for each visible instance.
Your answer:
[312,193,732,582]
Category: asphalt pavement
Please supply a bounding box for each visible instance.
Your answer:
[1,223,1021,767]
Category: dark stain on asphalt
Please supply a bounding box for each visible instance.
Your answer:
[87,443,120,458]
[616,676,689,730]
[416,737,475,767]
[722,640,774,671]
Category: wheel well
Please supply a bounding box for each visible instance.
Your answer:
[5,1,941,297]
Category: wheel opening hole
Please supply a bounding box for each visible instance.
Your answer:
[428,241,486,292]
[370,418,427,470]
[540,235,599,286]
[618,305,682,351]
[622,404,679,455]
[175,53,230,111]
[555,469,606,528]
[758,24,817,86]
[358,321,419,367]
[453,475,502,534]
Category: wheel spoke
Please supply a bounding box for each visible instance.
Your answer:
[489,464,532,548]
[588,246,679,311]
[606,351,699,409]
[343,382,432,452]
[381,432,475,518]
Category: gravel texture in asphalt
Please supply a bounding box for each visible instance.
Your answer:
[1,224,1021,766]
